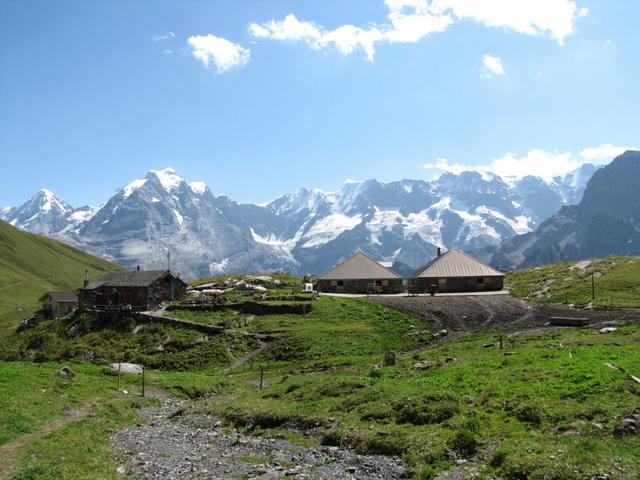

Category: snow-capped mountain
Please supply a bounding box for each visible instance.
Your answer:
[487,151,640,269]
[54,168,297,279]
[3,164,598,278]
[0,189,75,234]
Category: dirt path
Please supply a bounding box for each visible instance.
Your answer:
[218,339,272,374]
[112,399,408,479]
[0,398,100,479]
[0,281,29,292]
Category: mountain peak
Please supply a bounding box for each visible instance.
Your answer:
[148,167,184,192]
[30,188,70,213]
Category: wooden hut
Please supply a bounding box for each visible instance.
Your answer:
[39,291,78,318]
[317,252,403,294]
[410,249,504,293]
[78,270,187,310]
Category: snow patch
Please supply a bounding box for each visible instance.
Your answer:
[475,206,533,235]
[150,167,184,192]
[68,206,98,223]
[209,258,229,274]
[190,181,207,195]
[122,179,147,199]
[301,214,362,248]
[173,209,184,226]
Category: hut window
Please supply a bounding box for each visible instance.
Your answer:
[331,280,337,287]
[477,277,484,284]
[382,280,389,287]
[438,278,447,287]
[337,280,344,287]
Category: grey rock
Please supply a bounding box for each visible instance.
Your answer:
[57,365,75,378]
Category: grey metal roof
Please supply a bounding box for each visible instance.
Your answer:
[412,249,504,278]
[40,291,78,302]
[319,252,401,280]
[80,270,184,289]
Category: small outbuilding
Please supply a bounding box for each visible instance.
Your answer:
[39,291,78,318]
[410,249,504,293]
[78,270,187,310]
[317,252,404,294]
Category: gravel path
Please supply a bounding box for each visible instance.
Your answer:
[112,399,408,479]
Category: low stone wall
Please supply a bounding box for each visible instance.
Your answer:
[317,279,404,294]
[166,302,313,315]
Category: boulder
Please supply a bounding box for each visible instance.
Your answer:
[57,365,75,378]
[599,327,617,334]
[614,418,638,437]
[613,407,640,437]
[110,363,143,375]
[414,361,437,370]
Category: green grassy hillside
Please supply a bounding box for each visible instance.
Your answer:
[506,256,640,307]
[0,220,122,334]
[2,284,639,478]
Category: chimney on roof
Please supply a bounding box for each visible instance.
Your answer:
[437,247,442,257]
[83,267,89,287]
[137,265,140,271]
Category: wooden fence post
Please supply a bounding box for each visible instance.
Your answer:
[142,366,145,398]
[117,361,121,391]
[260,365,264,390]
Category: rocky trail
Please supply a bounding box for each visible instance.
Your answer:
[111,399,408,480]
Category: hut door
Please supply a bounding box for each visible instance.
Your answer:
[336,280,344,293]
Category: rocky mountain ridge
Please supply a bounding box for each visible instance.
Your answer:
[1,163,599,278]
[487,150,640,269]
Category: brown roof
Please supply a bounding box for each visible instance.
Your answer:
[412,249,504,278]
[40,291,78,303]
[81,270,186,290]
[319,252,401,280]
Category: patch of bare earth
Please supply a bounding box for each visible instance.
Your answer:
[370,294,640,339]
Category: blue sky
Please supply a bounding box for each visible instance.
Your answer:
[1,0,638,207]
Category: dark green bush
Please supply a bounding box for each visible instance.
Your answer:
[448,429,478,458]
[394,396,458,425]
[514,404,543,427]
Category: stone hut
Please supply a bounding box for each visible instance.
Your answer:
[317,252,404,294]
[410,249,504,293]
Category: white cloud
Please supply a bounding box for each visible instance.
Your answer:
[433,0,588,45]
[188,34,250,73]
[249,0,586,60]
[482,54,505,76]
[580,143,634,163]
[423,158,480,175]
[249,14,322,43]
[490,149,581,181]
[423,144,634,183]
[153,32,175,42]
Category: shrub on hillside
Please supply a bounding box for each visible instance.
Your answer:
[262,336,312,361]
[448,429,478,458]
[394,395,459,425]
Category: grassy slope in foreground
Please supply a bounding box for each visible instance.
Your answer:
[0,220,122,334]
[506,255,640,307]
[205,304,640,479]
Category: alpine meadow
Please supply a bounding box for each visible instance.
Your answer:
[1,1,639,479]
